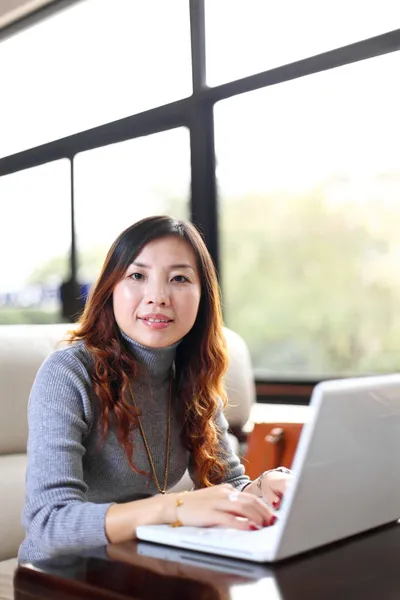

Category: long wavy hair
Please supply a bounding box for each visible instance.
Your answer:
[70,216,230,487]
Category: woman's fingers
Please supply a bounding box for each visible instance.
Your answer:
[220,489,273,527]
[272,493,282,509]
[264,489,282,508]
[215,513,260,531]
[268,472,292,494]
[261,472,292,507]
[175,484,279,529]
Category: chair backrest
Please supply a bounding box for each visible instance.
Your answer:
[221,327,256,431]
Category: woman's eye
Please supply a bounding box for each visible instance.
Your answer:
[172,275,189,283]
[129,272,144,281]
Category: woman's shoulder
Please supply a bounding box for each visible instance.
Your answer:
[35,340,94,390]
[28,341,97,428]
[44,338,92,366]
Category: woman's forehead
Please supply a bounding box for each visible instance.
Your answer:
[134,236,197,267]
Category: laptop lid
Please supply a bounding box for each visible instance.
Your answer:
[273,373,400,560]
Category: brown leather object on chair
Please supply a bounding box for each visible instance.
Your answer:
[243,422,303,480]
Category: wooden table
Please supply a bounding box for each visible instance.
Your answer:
[13,522,400,600]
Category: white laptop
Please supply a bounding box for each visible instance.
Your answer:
[137,374,400,563]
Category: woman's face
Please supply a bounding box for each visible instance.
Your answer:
[113,236,202,348]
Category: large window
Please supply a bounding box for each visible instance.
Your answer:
[0,0,192,157]
[215,50,400,379]
[205,0,400,85]
[1,1,399,388]
[74,128,190,283]
[0,160,71,324]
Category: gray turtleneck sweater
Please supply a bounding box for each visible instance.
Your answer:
[18,332,250,563]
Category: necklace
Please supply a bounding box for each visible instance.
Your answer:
[129,373,173,494]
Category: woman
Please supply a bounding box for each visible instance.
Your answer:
[19,216,291,562]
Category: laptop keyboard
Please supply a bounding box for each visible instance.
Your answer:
[137,523,277,561]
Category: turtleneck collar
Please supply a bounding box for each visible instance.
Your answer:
[119,328,180,380]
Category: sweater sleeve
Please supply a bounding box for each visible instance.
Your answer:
[189,409,251,490]
[20,349,113,561]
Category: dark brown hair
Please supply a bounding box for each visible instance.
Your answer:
[70,216,229,486]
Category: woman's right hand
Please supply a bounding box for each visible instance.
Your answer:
[163,484,275,531]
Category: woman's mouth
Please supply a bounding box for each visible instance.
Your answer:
[139,315,174,330]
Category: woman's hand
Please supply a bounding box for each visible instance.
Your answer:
[255,469,292,509]
[163,484,275,531]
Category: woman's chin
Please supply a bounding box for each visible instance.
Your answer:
[133,327,178,348]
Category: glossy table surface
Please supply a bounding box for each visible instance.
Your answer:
[14,522,400,600]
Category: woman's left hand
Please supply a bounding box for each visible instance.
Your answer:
[256,469,292,509]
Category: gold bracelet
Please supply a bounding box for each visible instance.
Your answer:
[170,491,188,528]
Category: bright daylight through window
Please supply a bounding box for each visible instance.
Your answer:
[74,128,190,283]
[0,0,192,157]
[0,160,71,323]
[216,50,400,379]
[205,0,400,85]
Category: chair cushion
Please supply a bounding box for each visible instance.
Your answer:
[0,324,71,454]
[0,557,18,600]
[0,455,27,562]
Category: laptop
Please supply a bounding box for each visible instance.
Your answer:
[137,374,400,562]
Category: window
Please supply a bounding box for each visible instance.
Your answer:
[0,0,192,157]
[0,160,71,324]
[205,0,400,85]
[215,50,400,379]
[74,127,190,283]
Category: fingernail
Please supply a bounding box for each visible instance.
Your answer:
[272,500,280,509]
[250,524,260,531]
[270,516,277,526]
[262,519,269,527]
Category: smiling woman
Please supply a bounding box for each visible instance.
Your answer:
[19,216,291,564]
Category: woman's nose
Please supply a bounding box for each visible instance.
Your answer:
[144,282,170,305]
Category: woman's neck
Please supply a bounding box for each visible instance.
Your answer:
[119,328,180,380]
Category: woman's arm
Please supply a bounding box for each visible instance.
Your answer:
[105,494,178,543]
[23,348,189,559]
[22,349,116,559]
